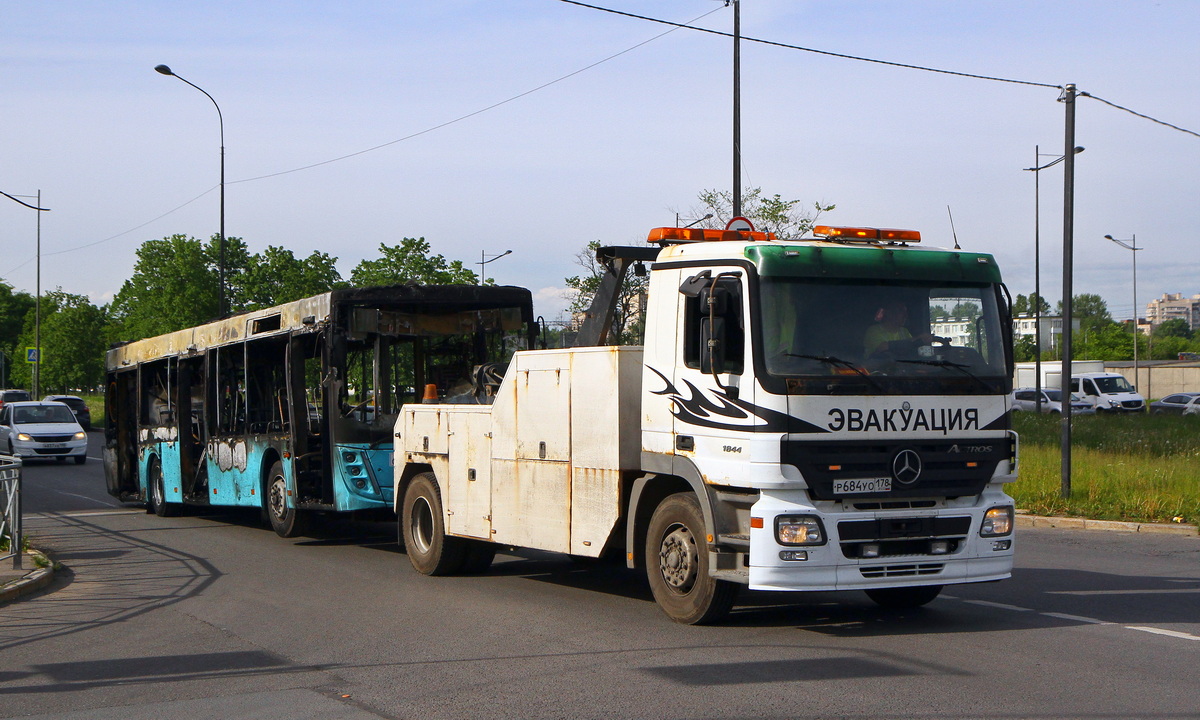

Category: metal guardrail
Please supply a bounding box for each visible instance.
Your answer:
[1,454,22,569]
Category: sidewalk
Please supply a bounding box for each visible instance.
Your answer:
[0,551,55,604]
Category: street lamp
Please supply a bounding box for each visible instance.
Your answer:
[1023,145,1084,413]
[1105,234,1141,390]
[478,250,512,285]
[155,64,227,316]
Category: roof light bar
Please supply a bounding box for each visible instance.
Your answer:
[813,225,921,243]
[648,227,776,244]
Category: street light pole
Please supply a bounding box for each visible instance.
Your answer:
[0,189,50,396]
[478,250,513,285]
[1106,234,1140,389]
[731,0,741,218]
[155,64,226,316]
[1059,83,1078,500]
[1023,145,1084,413]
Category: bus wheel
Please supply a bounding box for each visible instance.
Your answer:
[865,585,943,609]
[402,472,465,575]
[149,458,179,517]
[645,492,738,625]
[266,461,309,538]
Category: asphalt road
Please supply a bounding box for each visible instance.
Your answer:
[3,433,1198,719]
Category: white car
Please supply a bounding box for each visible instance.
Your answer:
[0,400,88,464]
[1010,387,1096,415]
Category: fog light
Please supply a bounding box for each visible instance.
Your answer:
[349,465,363,476]
[342,452,357,463]
[992,539,1012,551]
[860,543,880,558]
[929,540,951,554]
[779,550,808,561]
[354,479,367,489]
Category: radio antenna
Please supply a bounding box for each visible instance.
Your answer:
[946,205,961,250]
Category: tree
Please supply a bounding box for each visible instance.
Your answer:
[350,238,477,286]
[1152,318,1192,340]
[109,233,250,342]
[239,246,344,311]
[1057,293,1114,334]
[689,187,834,239]
[1013,293,1051,316]
[0,283,36,385]
[564,240,648,345]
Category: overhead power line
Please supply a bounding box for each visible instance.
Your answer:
[556,0,1061,90]
[1080,92,1200,140]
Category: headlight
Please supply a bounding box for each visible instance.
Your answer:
[980,506,1014,537]
[74,431,87,440]
[17,433,32,441]
[775,515,826,546]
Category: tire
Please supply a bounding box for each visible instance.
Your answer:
[74,455,86,465]
[265,461,309,538]
[865,585,943,609]
[148,457,179,517]
[402,472,466,575]
[645,492,738,625]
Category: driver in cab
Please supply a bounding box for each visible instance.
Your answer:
[864,300,937,359]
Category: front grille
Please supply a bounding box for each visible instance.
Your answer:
[861,563,945,579]
[34,448,70,455]
[33,434,76,443]
[1121,400,1143,410]
[852,500,937,511]
[782,438,1010,500]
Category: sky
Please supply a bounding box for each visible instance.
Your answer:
[3,1,1198,326]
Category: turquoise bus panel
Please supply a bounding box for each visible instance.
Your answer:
[333,443,395,511]
[139,442,183,504]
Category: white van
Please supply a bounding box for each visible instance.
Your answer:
[1069,372,1145,413]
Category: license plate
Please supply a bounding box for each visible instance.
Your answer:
[834,477,892,494]
[41,442,67,448]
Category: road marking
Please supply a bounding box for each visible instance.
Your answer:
[29,509,143,519]
[1042,612,1110,625]
[54,490,121,507]
[1047,588,1200,595]
[1127,626,1200,641]
[962,599,1034,612]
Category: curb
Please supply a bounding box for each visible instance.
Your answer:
[1017,513,1199,536]
[0,551,56,605]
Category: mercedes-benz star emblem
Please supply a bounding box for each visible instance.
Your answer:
[892,449,922,485]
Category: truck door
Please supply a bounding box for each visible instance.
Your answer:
[672,270,754,486]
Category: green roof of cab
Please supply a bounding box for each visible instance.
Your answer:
[745,243,1003,284]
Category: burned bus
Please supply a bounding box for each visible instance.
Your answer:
[104,284,534,536]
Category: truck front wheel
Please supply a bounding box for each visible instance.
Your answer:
[402,472,466,575]
[645,492,738,625]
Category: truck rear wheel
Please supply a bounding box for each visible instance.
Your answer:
[865,585,943,609]
[402,472,466,575]
[266,461,309,538]
[645,492,738,625]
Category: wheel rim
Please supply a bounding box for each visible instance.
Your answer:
[409,496,434,554]
[658,522,698,594]
[269,476,288,520]
[151,465,163,506]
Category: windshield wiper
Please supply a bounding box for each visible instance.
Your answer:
[896,358,997,392]
[786,354,884,392]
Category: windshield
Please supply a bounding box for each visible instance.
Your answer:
[15,405,77,424]
[1094,376,1135,394]
[758,278,1009,395]
[1044,390,1063,402]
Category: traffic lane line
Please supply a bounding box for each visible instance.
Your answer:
[944,594,1200,642]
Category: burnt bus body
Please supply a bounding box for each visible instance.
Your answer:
[105,284,534,536]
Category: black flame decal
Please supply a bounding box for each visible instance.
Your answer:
[647,367,826,434]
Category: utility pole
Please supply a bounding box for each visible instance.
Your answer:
[731,0,741,218]
[1059,84,1077,499]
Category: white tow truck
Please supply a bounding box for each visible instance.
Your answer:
[394,224,1017,623]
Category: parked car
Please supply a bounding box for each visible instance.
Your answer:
[1148,392,1200,416]
[1069,372,1146,413]
[1010,387,1096,415]
[42,394,92,429]
[0,388,31,411]
[0,400,88,464]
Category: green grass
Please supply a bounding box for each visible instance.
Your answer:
[1011,412,1200,525]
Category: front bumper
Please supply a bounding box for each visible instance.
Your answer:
[747,488,1015,592]
[11,437,88,460]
